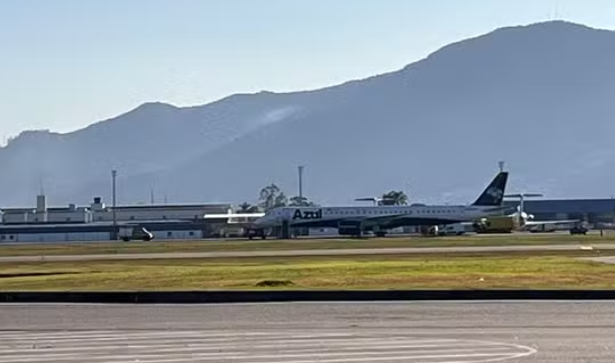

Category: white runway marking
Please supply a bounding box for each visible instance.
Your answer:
[0,330,537,363]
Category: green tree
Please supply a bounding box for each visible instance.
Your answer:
[380,191,408,205]
[237,202,260,213]
[259,183,288,212]
[289,196,317,207]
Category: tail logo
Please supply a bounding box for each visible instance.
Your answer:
[486,186,503,200]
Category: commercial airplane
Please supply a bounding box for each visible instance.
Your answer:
[249,170,510,238]
[505,193,580,232]
[457,193,581,234]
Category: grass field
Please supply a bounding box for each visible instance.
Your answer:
[0,250,614,291]
[0,232,611,257]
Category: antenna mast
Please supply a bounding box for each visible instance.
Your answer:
[39,176,45,195]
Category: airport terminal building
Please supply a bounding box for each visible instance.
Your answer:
[0,195,245,243]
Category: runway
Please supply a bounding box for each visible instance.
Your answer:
[583,256,615,265]
[1,301,614,362]
[0,243,613,263]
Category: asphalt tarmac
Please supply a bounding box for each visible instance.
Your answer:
[584,256,615,265]
[0,243,612,263]
[0,301,613,362]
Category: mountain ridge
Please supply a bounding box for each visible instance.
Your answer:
[3,20,611,143]
[2,20,615,207]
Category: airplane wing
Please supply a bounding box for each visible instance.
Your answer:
[523,219,579,226]
[359,211,468,225]
[354,213,410,224]
[361,207,513,225]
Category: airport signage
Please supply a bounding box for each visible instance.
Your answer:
[292,209,323,220]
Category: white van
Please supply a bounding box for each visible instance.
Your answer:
[438,223,468,236]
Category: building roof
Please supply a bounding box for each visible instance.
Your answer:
[2,203,231,213]
[47,207,88,212]
[504,198,615,214]
[108,204,232,212]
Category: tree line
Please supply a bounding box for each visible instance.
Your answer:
[236,183,409,213]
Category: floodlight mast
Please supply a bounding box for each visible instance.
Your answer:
[112,170,117,240]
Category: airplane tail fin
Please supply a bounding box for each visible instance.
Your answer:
[471,172,509,207]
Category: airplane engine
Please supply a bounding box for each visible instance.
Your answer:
[420,225,440,236]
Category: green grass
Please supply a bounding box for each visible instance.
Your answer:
[0,233,611,257]
[1,250,614,291]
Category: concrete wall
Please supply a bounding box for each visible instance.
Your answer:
[154,230,204,240]
[0,232,111,243]
[28,211,47,224]
[47,210,91,224]
[92,206,232,223]
[0,229,210,243]
[1,211,30,225]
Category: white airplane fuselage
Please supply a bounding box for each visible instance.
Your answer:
[252,204,507,231]
[251,171,510,235]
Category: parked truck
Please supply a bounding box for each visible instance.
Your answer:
[473,216,515,233]
[118,225,154,242]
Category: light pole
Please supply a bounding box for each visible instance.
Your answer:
[405,181,411,204]
[298,165,304,200]
[112,169,117,240]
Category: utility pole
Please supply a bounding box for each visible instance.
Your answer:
[112,170,117,240]
[298,165,304,199]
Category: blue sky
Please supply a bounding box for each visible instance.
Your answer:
[2,0,615,142]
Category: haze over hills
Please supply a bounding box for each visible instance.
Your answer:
[2,20,615,208]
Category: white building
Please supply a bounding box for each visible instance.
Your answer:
[0,195,237,243]
[91,201,232,224]
[1,196,232,225]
